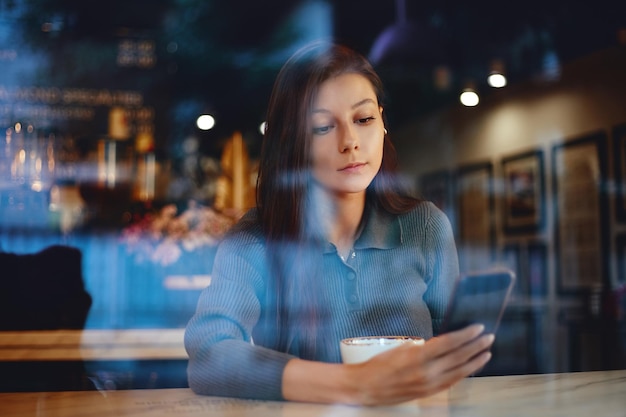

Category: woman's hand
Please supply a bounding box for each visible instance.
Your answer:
[282,324,494,406]
[345,324,494,405]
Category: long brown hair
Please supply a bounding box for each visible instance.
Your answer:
[256,41,419,359]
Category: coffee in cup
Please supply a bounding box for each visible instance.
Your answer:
[340,336,425,364]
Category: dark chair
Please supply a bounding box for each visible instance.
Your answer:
[0,245,92,330]
[0,245,94,391]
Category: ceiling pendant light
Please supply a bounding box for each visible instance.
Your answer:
[460,82,479,107]
[487,59,507,88]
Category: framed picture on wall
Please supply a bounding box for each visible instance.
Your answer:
[612,123,626,223]
[455,161,495,272]
[501,150,545,234]
[552,131,609,294]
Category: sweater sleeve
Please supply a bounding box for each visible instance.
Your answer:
[184,218,296,400]
[421,202,460,335]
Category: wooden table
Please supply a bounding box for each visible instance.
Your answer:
[0,329,188,392]
[0,329,187,361]
[1,370,625,417]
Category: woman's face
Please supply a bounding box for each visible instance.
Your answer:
[309,73,385,197]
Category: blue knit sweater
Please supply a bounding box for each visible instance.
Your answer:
[184,201,459,400]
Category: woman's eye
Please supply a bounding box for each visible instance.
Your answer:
[312,125,332,135]
[356,117,375,124]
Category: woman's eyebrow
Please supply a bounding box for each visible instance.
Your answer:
[311,98,377,114]
[351,98,376,109]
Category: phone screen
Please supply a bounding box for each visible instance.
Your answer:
[440,269,515,334]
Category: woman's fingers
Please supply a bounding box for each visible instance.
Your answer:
[424,324,486,359]
[421,330,495,382]
[393,333,495,398]
[346,326,497,406]
[366,325,494,381]
[430,332,494,378]
[413,350,493,398]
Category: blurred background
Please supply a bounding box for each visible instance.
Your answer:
[1,0,625,382]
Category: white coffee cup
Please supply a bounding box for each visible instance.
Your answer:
[340,336,425,364]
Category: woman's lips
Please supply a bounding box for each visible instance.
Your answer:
[339,162,366,172]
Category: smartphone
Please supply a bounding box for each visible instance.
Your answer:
[440,268,516,335]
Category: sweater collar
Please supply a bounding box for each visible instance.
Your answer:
[323,204,402,254]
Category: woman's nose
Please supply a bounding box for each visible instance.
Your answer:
[339,124,359,152]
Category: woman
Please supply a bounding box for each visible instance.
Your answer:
[184,41,493,406]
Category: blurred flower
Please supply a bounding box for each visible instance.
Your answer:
[121,201,241,266]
